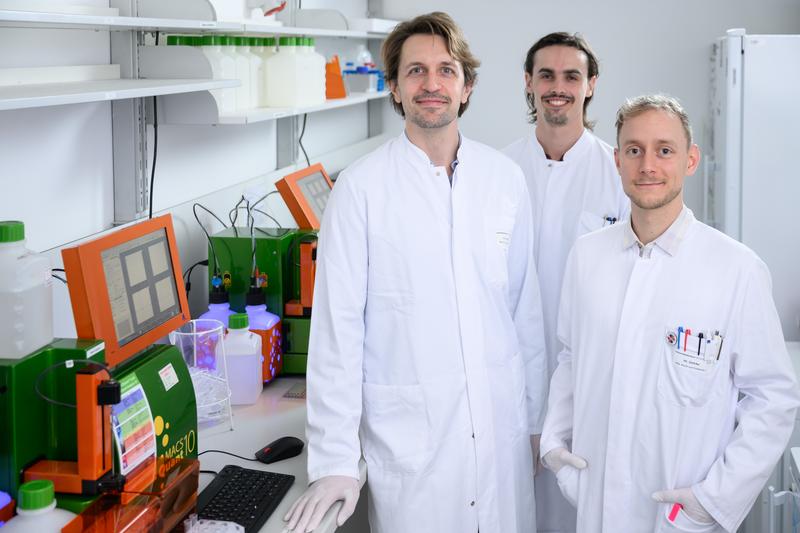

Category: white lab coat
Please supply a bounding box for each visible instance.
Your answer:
[306,133,547,533]
[504,128,629,533]
[541,208,800,533]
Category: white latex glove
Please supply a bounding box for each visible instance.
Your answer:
[529,434,542,475]
[652,487,715,525]
[283,475,359,532]
[542,447,587,507]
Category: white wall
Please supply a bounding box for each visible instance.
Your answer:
[373,0,800,214]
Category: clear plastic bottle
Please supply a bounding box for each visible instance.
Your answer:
[1,480,76,532]
[223,313,262,405]
[244,291,282,383]
[200,35,237,114]
[0,221,52,359]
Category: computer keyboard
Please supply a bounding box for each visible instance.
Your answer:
[197,464,295,533]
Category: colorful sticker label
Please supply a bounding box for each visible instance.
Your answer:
[111,374,157,476]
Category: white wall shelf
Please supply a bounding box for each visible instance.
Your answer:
[0,78,238,111]
[0,9,386,38]
[218,91,390,124]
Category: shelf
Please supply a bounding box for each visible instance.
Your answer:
[0,9,238,32]
[156,90,389,125]
[0,78,238,111]
[217,91,390,124]
[0,9,386,38]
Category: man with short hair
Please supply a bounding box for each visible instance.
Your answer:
[503,32,628,533]
[540,94,800,532]
[284,12,546,533]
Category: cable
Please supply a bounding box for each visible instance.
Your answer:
[253,208,281,228]
[198,449,258,462]
[34,359,109,409]
[182,259,208,294]
[52,268,65,272]
[298,113,310,166]
[148,31,161,220]
[52,274,67,284]
[192,203,223,275]
[199,470,218,476]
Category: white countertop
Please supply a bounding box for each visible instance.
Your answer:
[197,377,367,533]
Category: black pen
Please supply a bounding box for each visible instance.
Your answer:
[697,332,704,356]
[717,334,724,361]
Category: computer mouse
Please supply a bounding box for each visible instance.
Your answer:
[255,436,305,464]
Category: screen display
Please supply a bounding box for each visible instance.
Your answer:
[297,172,331,222]
[101,229,180,346]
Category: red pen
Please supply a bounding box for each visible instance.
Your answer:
[668,503,683,522]
[684,329,691,352]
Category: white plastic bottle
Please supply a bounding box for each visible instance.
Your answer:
[231,36,252,110]
[219,36,240,109]
[1,480,76,532]
[242,37,262,109]
[201,35,237,114]
[0,221,53,359]
[260,37,277,105]
[265,37,298,107]
[308,38,327,104]
[223,313,262,405]
[248,37,267,107]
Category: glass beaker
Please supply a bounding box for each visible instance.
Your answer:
[169,319,233,432]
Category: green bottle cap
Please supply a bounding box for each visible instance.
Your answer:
[265,37,276,47]
[201,35,214,46]
[308,37,315,46]
[228,313,249,329]
[233,36,245,46]
[166,35,180,45]
[249,37,261,46]
[279,36,293,46]
[18,480,55,511]
[0,221,24,243]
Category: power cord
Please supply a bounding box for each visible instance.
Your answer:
[148,30,161,219]
[298,113,310,166]
[183,259,209,294]
[192,203,224,276]
[198,449,258,462]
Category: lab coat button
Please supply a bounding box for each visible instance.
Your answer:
[470,501,475,506]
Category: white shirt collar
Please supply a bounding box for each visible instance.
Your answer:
[622,205,695,258]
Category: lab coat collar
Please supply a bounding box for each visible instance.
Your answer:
[529,127,592,165]
[621,205,695,257]
[400,130,464,169]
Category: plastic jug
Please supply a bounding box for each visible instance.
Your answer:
[197,289,235,325]
[201,35,237,113]
[244,291,282,383]
[1,480,76,532]
[265,37,299,107]
[223,313,262,405]
[0,221,53,359]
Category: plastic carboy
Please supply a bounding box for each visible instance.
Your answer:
[0,221,53,359]
[1,480,76,532]
[223,313,262,405]
[197,288,235,325]
[244,290,282,383]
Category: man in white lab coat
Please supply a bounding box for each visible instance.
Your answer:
[283,12,546,533]
[540,94,800,532]
[503,32,629,533]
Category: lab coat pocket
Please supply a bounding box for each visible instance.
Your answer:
[657,343,721,407]
[661,507,719,532]
[484,214,514,287]
[361,383,432,474]
[555,465,579,508]
[578,210,606,235]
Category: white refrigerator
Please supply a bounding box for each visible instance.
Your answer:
[709,28,800,342]
[711,29,800,533]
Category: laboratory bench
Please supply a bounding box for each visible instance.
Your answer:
[198,376,368,533]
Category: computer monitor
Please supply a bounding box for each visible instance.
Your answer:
[62,215,190,368]
[275,163,334,229]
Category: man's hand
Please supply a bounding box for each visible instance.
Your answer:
[652,487,715,525]
[283,476,359,532]
[529,434,542,475]
[542,447,587,507]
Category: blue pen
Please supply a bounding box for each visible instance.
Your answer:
[677,326,684,350]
